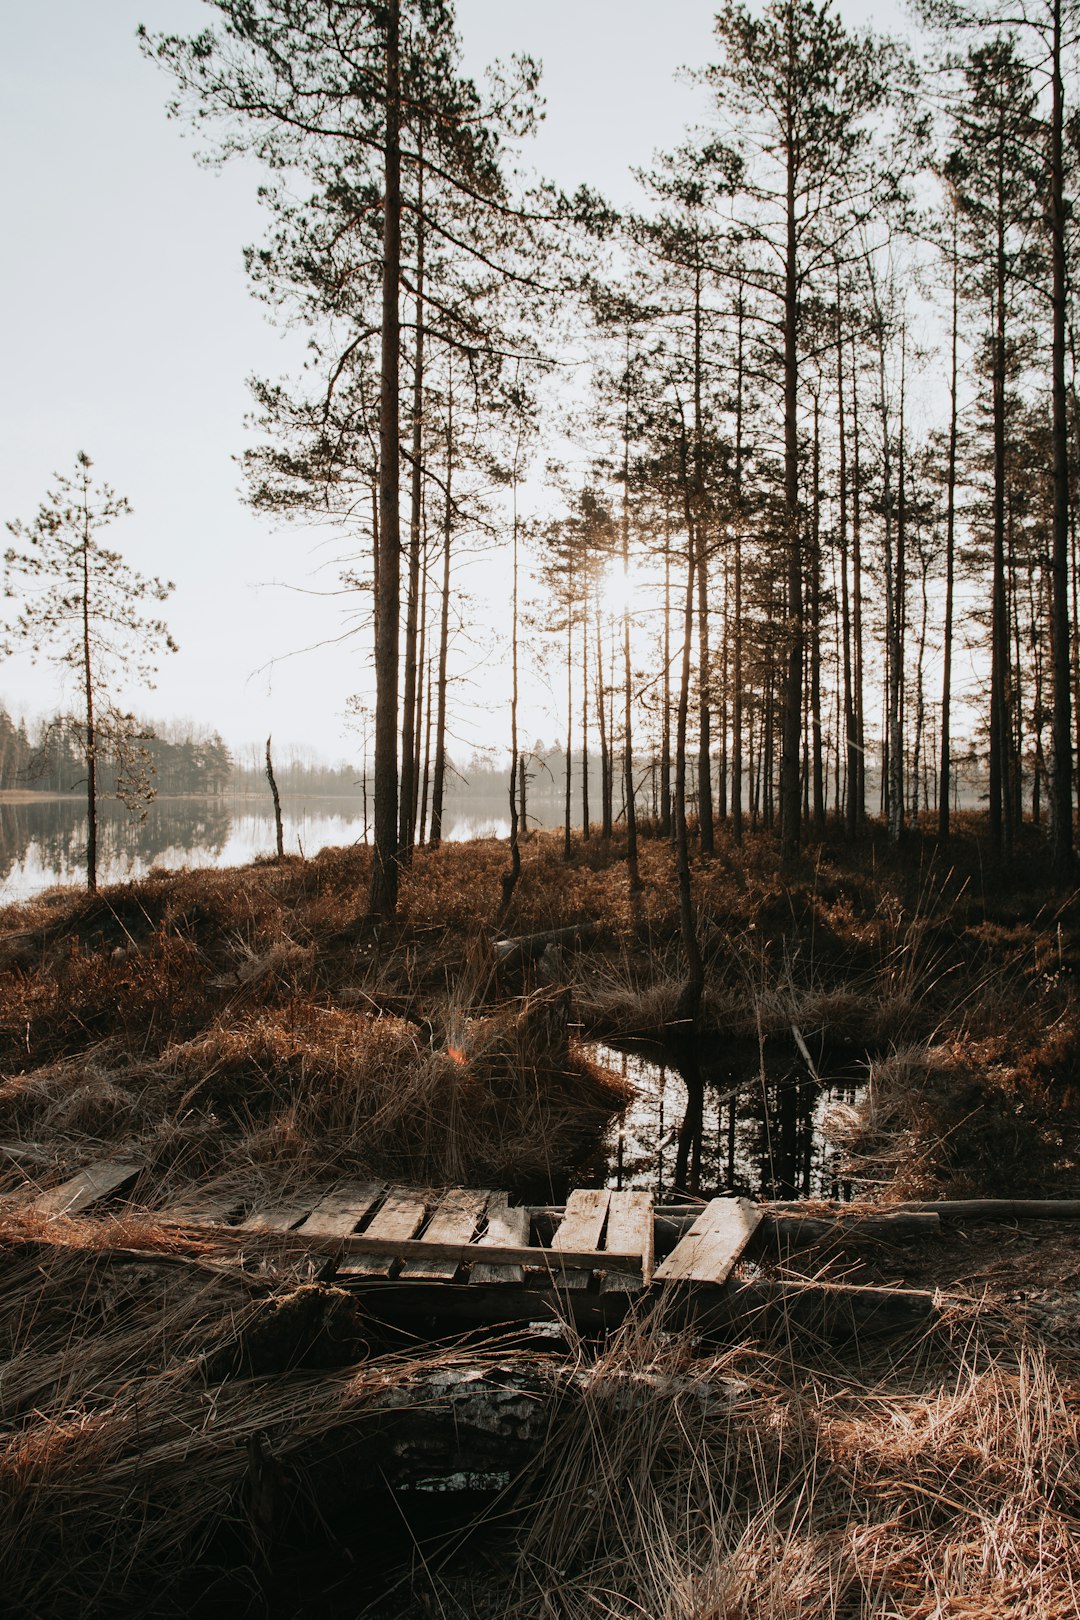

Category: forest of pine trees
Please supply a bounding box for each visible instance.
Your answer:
[139,0,1080,912]
[0,707,233,800]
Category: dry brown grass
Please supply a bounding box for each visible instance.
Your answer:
[506,1304,1080,1620]
[0,1207,546,1618]
[5,1205,1079,1620]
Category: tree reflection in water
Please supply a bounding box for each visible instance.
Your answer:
[597,1036,861,1202]
[1,797,233,898]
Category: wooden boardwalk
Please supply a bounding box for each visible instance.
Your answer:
[4,1161,765,1323]
[4,1158,971,1337]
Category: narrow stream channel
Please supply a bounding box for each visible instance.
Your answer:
[586,1037,865,1203]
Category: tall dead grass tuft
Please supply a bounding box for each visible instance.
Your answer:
[510,1306,1080,1620]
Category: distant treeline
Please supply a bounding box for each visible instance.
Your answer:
[0,707,232,797]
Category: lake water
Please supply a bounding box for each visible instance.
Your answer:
[0,792,557,904]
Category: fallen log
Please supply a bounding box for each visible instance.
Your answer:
[755,1210,941,1251]
[768,1197,1080,1222]
[492,922,600,971]
[529,1205,941,1257]
[294,1357,748,1498]
[894,1198,1080,1220]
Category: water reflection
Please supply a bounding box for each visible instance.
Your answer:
[596,1038,862,1203]
[0,793,557,903]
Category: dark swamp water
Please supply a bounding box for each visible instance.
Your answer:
[589,1034,864,1204]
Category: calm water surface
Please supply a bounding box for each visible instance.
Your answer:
[0,792,556,904]
[593,1039,863,1203]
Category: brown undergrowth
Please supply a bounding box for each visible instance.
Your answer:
[3,826,1080,1615]
[505,1304,1080,1620]
[4,1216,1079,1620]
[3,819,1080,1200]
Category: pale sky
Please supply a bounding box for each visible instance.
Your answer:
[1,0,909,766]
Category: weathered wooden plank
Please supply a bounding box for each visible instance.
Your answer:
[239,1195,319,1235]
[161,1192,244,1229]
[30,1160,142,1218]
[470,1194,530,1285]
[342,1188,427,1278]
[294,1181,384,1239]
[654,1196,761,1287]
[248,1231,641,1270]
[550,1187,610,1291]
[400,1188,489,1282]
[601,1190,654,1293]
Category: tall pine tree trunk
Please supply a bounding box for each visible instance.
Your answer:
[399,145,424,863]
[939,210,959,841]
[1050,0,1073,878]
[810,394,825,832]
[429,382,453,849]
[780,153,803,861]
[732,296,746,845]
[80,510,98,893]
[371,0,402,919]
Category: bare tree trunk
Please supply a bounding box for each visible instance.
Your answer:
[675,498,704,1023]
[732,298,745,845]
[80,498,97,893]
[595,603,612,839]
[810,393,825,832]
[418,656,432,845]
[370,0,402,920]
[1050,0,1073,879]
[500,447,522,920]
[564,574,574,861]
[837,293,855,839]
[661,519,673,837]
[265,736,284,859]
[890,336,907,842]
[581,570,591,839]
[693,265,714,856]
[622,367,639,886]
[990,219,1010,858]
[408,506,428,848]
[780,154,802,862]
[429,381,453,849]
[850,333,866,831]
[939,208,959,841]
[399,144,425,864]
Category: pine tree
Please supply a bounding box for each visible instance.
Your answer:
[3,453,176,891]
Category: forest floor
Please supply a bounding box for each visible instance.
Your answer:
[2,818,1080,1617]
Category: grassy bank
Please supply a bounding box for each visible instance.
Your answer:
[2,822,1080,1616]
[3,816,1079,1200]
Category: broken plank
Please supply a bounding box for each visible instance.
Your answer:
[30,1160,142,1218]
[239,1194,320,1235]
[161,1192,244,1229]
[601,1190,654,1293]
[400,1188,489,1282]
[654,1196,761,1287]
[470,1194,530,1285]
[294,1181,384,1239]
[342,1188,427,1278]
[550,1187,610,1291]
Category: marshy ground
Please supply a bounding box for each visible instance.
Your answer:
[3,820,1080,1617]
